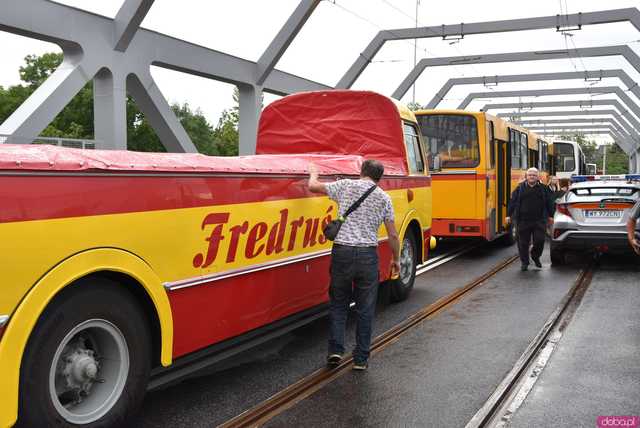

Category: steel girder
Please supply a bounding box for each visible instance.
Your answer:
[394,45,640,101]
[514,117,637,145]
[0,0,327,152]
[395,46,640,101]
[534,128,630,153]
[528,125,632,153]
[425,69,640,109]
[338,8,640,89]
[484,99,640,132]
[457,87,640,151]
[240,0,320,154]
[498,109,639,139]
[523,120,634,152]
[459,86,640,111]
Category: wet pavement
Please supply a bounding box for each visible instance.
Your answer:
[263,250,580,427]
[138,239,514,427]
[137,244,639,428]
[508,256,640,427]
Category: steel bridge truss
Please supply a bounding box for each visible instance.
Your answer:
[1,1,639,168]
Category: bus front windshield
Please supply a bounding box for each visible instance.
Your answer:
[554,142,575,172]
[416,114,480,169]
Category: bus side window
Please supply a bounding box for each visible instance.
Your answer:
[403,122,425,174]
[520,132,528,168]
[510,129,520,169]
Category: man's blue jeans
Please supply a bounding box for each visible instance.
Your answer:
[328,243,379,364]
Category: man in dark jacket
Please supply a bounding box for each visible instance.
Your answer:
[506,168,555,271]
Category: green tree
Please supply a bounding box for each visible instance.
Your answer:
[602,144,629,174]
[407,101,425,111]
[1,52,240,155]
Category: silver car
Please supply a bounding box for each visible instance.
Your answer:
[550,175,640,265]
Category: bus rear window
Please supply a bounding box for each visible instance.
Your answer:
[417,114,480,169]
[555,142,575,172]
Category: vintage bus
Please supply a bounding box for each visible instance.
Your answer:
[0,91,433,427]
[553,139,586,179]
[414,110,551,243]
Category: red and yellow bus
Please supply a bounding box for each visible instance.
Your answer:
[0,90,433,427]
[414,110,551,242]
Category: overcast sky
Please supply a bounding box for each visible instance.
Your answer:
[2,0,640,145]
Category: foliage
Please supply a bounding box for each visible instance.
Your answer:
[0,52,240,155]
[601,144,628,174]
[407,101,425,111]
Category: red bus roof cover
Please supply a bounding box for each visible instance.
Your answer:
[256,90,407,175]
[0,143,370,176]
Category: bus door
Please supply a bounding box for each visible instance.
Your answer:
[497,133,512,235]
[485,120,497,240]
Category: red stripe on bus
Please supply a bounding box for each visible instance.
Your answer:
[0,174,431,223]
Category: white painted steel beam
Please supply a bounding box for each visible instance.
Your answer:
[339,8,640,89]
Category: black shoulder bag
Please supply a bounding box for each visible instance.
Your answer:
[323,184,377,241]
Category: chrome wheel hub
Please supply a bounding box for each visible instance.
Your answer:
[399,237,414,283]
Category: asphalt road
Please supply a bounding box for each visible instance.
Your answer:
[137,244,638,427]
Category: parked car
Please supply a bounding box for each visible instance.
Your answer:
[550,175,640,265]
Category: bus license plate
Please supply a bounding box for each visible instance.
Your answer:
[584,210,622,218]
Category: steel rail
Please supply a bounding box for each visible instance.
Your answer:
[219,254,519,428]
[465,264,595,428]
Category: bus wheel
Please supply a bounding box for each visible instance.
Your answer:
[390,232,417,302]
[17,279,151,427]
[550,248,566,266]
[501,223,517,246]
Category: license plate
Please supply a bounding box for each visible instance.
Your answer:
[584,210,622,218]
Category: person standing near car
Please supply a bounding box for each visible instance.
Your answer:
[308,159,400,371]
[627,200,640,255]
[506,167,555,271]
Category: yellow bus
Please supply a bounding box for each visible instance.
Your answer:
[414,110,551,243]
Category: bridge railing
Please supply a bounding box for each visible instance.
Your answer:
[0,135,97,150]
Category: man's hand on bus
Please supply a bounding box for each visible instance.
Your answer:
[390,258,401,280]
[505,216,511,225]
[630,238,640,255]
[547,217,554,227]
[307,163,327,194]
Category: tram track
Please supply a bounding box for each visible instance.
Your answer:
[218,252,519,428]
[465,263,595,428]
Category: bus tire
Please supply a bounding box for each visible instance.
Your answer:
[550,247,566,266]
[17,278,151,428]
[390,232,417,303]
[501,223,517,246]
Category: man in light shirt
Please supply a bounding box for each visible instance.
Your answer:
[308,159,400,371]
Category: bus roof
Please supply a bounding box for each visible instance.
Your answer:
[256,90,409,175]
